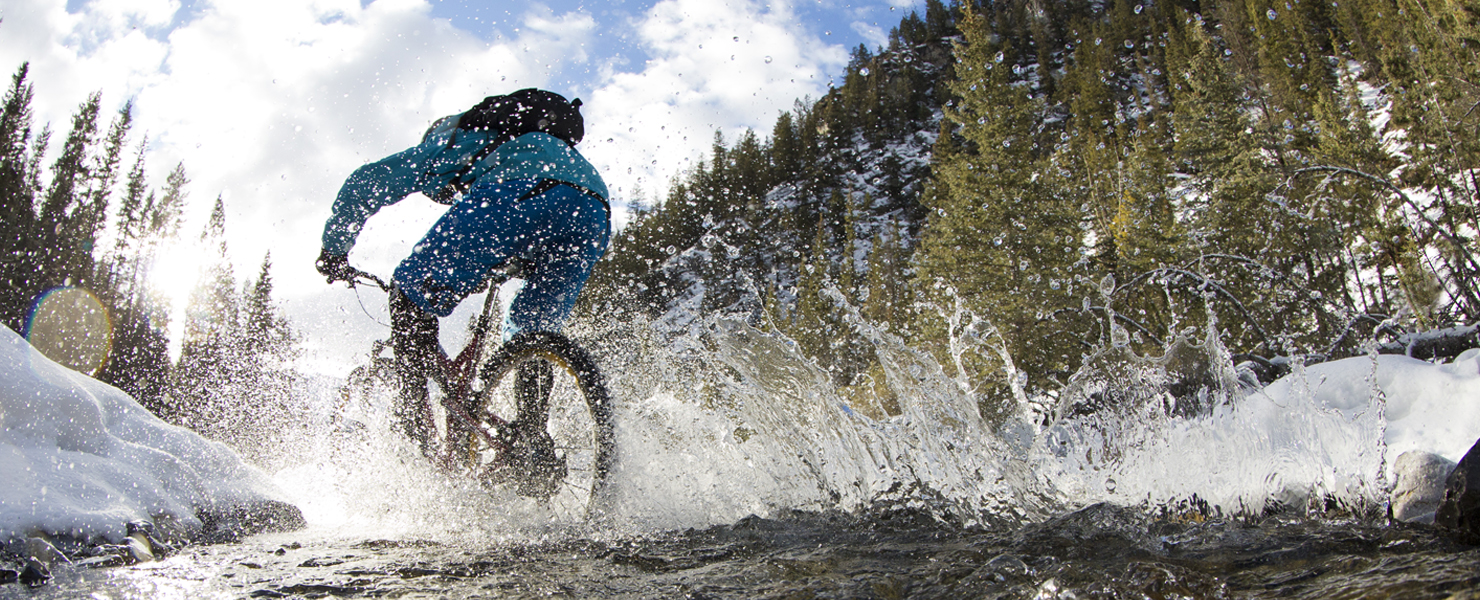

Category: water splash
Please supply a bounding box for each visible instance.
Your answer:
[267,296,1395,542]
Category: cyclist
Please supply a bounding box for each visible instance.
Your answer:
[314,89,610,481]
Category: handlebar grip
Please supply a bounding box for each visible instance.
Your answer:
[344,267,390,291]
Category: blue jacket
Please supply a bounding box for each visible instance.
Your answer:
[322,126,608,256]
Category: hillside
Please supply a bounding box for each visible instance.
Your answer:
[578,0,1480,419]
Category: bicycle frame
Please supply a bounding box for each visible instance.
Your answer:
[347,267,516,472]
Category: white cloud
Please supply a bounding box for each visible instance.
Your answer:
[580,0,847,216]
[851,21,889,50]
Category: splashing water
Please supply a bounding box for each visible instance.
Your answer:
[11,286,1471,599]
[586,303,1392,530]
[262,288,1402,545]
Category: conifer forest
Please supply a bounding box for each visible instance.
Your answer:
[0,64,301,461]
[580,0,1480,422]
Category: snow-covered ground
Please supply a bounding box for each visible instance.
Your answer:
[1272,350,1480,471]
[0,326,294,547]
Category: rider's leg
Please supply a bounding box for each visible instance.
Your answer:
[389,287,438,455]
[514,359,554,432]
[499,190,611,338]
[498,187,609,448]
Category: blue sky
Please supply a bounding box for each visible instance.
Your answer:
[2,0,927,372]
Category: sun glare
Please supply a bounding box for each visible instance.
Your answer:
[147,240,208,361]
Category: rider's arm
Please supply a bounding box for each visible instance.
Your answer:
[321,139,446,256]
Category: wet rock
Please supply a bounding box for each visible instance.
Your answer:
[24,537,69,568]
[198,499,307,544]
[123,520,161,563]
[1434,438,1480,544]
[18,557,50,587]
[1391,451,1456,524]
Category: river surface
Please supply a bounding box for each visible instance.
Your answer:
[8,506,1479,599]
[6,314,1480,598]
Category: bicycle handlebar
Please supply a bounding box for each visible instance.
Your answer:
[338,260,525,295]
[343,266,391,292]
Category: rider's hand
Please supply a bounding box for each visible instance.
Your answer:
[316,248,353,284]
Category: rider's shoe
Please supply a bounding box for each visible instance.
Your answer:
[483,423,567,499]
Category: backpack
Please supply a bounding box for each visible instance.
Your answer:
[427,89,585,203]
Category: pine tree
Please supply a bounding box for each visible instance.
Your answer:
[917,5,1089,397]
[169,196,239,426]
[96,157,186,411]
[35,92,103,290]
[232,253,304,464]
[0,64,39,332]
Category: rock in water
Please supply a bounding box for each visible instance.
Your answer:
[198,499,308,544]
[1434,438,1480,544]
[18,557,49,587]
[1392,451,1457,524]
[24,537,69,568]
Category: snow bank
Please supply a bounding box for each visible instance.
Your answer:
[1260,349,1480,471]
[0,326,297,545]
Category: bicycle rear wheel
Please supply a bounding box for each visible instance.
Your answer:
[470,330,615,519]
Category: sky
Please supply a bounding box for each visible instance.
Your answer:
[0,0,925,373]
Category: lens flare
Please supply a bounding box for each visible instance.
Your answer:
[25,286,113,376]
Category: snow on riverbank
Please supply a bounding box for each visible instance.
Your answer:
[0,326,298,547]
[1260,349,1480,470]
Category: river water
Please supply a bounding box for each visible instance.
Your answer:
[6,313,1479,598]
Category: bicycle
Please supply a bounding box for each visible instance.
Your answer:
[334,262,615,519]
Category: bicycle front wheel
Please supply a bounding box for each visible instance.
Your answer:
[471,330,615,519]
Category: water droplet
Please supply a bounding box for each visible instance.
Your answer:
[1267,8,1278,19]
[1134,4,1143,13]
[764,56,772,63]
[860,67,870,76]
[1124,40,1134,49]
[733,36,740,42]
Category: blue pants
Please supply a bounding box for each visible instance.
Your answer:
[393,179,610,336]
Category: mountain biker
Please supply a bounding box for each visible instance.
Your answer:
[314,89,610,476]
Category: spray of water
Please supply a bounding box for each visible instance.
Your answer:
[261,289,1392,542]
